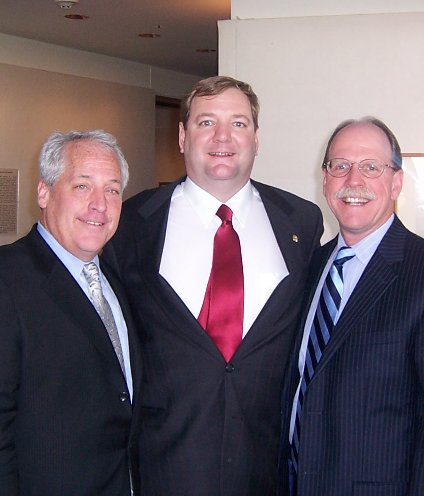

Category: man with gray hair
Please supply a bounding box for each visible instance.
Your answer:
[280,117,424,495]
[0,130,141,495]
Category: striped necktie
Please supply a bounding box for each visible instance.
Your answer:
[290,246,355,474]
[83,262,126,377]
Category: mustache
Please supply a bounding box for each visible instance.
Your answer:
[335,186,376,201]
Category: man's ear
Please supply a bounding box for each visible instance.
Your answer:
[254,129,259,156]
[37,180,50,209]
[391,169,404,201]
[178,122,186,154]
[322,168,328,195]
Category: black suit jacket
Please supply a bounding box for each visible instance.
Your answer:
[0,226,142,496]
[103,178,323,496]
[279,216,424,496]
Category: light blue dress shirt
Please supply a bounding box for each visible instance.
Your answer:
[37,222,133,400]
[289,214,395,441]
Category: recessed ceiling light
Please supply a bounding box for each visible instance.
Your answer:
[138,33,161,38]
[64,14,89,20]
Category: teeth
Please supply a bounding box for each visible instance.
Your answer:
[343,197,369,205]
[210,152,233,156]
[86,220,103,226]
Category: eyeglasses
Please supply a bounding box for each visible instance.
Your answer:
[324,158,397,179]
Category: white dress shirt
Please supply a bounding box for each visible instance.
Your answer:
[159,178,289,336]
[289,214,395,441]
[37,222,133,400]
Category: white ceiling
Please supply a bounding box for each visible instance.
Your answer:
[0,0,230,77]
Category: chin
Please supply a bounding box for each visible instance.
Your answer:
[78,238,107,257]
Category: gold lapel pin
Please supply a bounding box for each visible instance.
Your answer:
[292,234,299,243]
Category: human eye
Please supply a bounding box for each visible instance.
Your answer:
[106,180,122,195]
[106,187,122,196]
[75,183,88,191]
[362,160,380,173]
[233,121,247,128]
[331,160,350,172]
[198,119,213,127]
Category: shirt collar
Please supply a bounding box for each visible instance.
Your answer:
[181,177,254,227]
[336,214,394,264]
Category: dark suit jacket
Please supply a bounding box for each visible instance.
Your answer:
[279,216,424,496]
[0,226,142,496]
[103,178,323,496]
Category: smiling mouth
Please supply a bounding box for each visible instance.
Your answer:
[209,152,235,157]
[336,187,376,206]
[83,220,105,227]
[341,197,370,206]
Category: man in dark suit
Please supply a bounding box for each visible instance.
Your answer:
[281,117,424,495]
[0,130,141,495]
[103,76,323,495]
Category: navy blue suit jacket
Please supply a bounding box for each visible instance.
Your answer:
[0,226,142,495]
[280,216,424,496]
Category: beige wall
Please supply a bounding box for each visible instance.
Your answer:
[0,33,202,246]
[219,10,424,241]
[0,62,155,245]
[231,0,424,18]
[0,33,201,100]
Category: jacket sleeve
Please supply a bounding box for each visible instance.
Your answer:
[409,312,424,495]
[0,277,20,494]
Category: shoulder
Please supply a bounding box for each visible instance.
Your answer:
[0,227,55,287]
[380,216,424,261]
[251,179,322,216]
[251,179,323,239]
[120,180,180,222]
[401,223,424,264]
[0,228,36,266]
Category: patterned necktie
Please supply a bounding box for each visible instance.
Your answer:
[82,262,126,376]
[291,246,355,472]
[198,204,244,362]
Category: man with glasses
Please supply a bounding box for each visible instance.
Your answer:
[279,117,424,495]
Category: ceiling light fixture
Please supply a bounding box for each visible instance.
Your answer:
[138,33,161,39]
[65,14,89,20]
[54,0,79,9]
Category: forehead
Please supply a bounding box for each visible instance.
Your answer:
[190,88,253,117]
[63,140,120,173]
[330,123,391,158]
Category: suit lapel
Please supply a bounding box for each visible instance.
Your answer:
[131,179,317,360]
[254,180,306,276]
[236,182,311,350]
[135,180,176,273]
[132,180,224,359]
[101,260,143,397]
[312,217,406,377]
[27,227,129,391]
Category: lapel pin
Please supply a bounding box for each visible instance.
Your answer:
[292,234,299,243]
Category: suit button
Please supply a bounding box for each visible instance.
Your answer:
[119,392,129,402]
[225,363,235,373]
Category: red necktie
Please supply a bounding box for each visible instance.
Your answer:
[198,204,244,362]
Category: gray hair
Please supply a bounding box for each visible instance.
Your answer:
[39,130,129,188]
[322,116,402,170]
